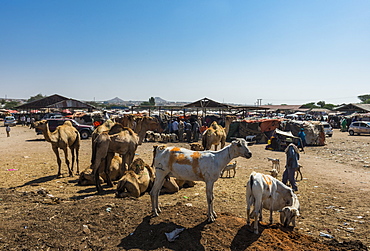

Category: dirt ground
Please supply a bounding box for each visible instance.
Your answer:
[0,124,369,250]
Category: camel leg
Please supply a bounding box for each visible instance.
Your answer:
[105,152,114,187]
[70,147,75,175]
[94,157,105,193]
[52,146,62,177]
[206,181,217,222]
[75,146,80,175]
[62,147,73,177]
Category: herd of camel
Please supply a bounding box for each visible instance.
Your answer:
[33,115,237,198]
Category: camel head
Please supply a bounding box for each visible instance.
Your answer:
[33,120,48,130]
[130,158,146,174]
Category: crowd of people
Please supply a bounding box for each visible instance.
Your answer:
[169,118,202,143]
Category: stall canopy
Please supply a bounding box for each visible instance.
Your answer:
[184,97,236,109]
[334,103,370,113]
[16,94,95,111]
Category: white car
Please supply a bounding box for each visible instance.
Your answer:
[321,122,333,137]
[4,116,17,126]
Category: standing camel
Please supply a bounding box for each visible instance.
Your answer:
[202,116,235,151]
[91,126,139,193]
[34,120,80,177]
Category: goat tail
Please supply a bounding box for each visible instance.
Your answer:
[249,171,258,191]
[249,171,255,191]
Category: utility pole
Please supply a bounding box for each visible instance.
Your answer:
[256,99,262,106]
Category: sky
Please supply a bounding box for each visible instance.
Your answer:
[1,1,369,105]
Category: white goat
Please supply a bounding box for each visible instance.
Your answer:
[267,157,280,172]
[221,161,237,178]
[246,172,294,234]
[279,193,300,227]
[151,138,252,222]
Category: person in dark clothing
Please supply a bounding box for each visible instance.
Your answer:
[192,120,200,142]
[282,142,300,192]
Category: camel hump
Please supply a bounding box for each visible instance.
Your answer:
[109,123,136,135]
[63,121,73,126]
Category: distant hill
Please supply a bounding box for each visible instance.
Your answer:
[154,97,167,104]
[104,97,125,104]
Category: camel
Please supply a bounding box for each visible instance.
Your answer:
[34,120,80,177]
[114,115,136,130]
[160,177,196,194]
[115,115,161,145]
[78,155,123,186]
[91,126,139,193]
[91,119,115,141]
[133,116,161,145]
[115,158,155,198]
[91,119,115,163]
[201,116,235,151]
[202,121,226,151]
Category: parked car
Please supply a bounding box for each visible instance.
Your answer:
[321,122,333,137]
[35,118,94,139]
[348,121,370,136]
[4,116,17,126]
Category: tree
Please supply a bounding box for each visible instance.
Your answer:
[27,93,45,103]
[4,100,21,109]
[323,104,336,110]
[358,94,370,104]
[317,101,326,108]
[141,97,155,107]
[149,97,155,106]
[301,102,318,109]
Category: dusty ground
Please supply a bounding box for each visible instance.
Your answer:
[0,124,369,250]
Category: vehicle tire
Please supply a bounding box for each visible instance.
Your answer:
[80,130,90,139]
[349,130,354,136]
[328,134,332,137]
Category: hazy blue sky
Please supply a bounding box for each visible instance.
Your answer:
[1,1,369,105]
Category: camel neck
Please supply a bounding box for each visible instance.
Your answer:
[41,124,57,143]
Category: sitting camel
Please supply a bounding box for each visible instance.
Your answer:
[78,155,123,186]
[160,177,196,194]
[115,158,155,198]
[34,120,80,177]
[91,125,139,193]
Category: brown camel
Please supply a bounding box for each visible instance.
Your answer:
[115,158,155,198]
[91,119,115,163]
[91,126,139,193]
[34,120,80,177]
[201,116,235,150]
[78,155,123,186]
[130,116,161,145]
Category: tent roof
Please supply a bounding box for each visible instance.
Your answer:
[334,103,370,113]
[16,94,95,110]
[183,97,236,109]
[275,128,299,138]
[261,105,305,111]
